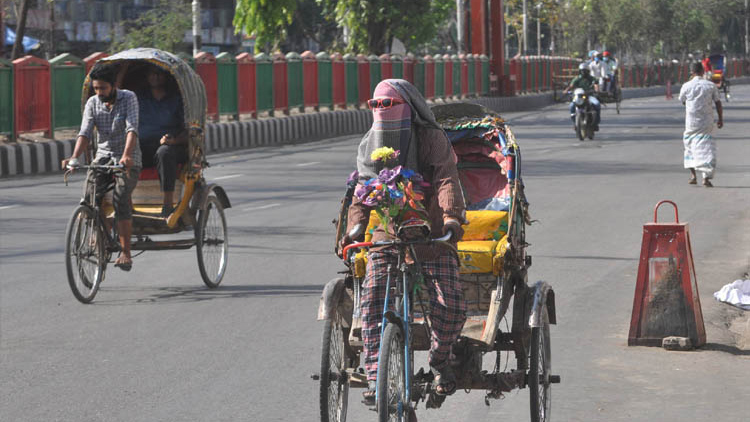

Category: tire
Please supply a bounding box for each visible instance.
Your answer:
[574,113,584,141]
[65,205,106,303]
[196,196,229,288]
[615,87,622,114]
[320,316,349,422]
[586,114,595,140]
[529,309,552,422]
[377,323,407,422]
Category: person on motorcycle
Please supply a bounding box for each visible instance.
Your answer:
[341,79,468,405]
[602,51,618,93]
[564,63,601,131]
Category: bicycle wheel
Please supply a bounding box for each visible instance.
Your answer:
[320,315,350,422]
[615,87,622,114]
[377,323,407,422]
[529,308,552,422]
[65,205,106,303]
[196,196,228,288]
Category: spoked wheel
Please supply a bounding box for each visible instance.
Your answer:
[529,308,552,422]
[377,323,408,422]
[320,315,350,422]
[65,205,106,303]
[574,113,584,141]
[723,81,731,102]
[196,196,228,288]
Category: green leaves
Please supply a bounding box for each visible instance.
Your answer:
[233,0,298,48]
[109,0,191,53]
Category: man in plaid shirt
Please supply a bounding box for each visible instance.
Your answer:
[62,63,141,271]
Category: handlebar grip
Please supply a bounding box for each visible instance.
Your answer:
[342,242,374,260]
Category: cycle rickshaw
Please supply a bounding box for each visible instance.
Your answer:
[64,48,231,304]
[316,103,559,422]
[598,68,622,114]
[707,54,731,101]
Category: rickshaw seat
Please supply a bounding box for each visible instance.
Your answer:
[138,163,184,181]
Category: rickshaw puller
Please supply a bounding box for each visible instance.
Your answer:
[341,79,468,404]
[62,63,142,271]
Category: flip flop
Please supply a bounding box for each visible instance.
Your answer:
[431,364,457,396]
[114,258,133,272]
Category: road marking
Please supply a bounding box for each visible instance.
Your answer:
[213,174,243,180]
[243,203,281,212]
[0,205,19,211]
[296,161,320,167]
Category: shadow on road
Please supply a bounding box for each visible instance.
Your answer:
[535,254,637,261]
[93,283,325,305]
[701,342,750,356]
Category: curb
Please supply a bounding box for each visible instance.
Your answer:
[2,78,748,179]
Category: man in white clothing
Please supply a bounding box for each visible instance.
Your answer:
[588,53,606,91]
[679,62,723,187]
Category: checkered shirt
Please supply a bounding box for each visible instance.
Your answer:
[78,89,142,168]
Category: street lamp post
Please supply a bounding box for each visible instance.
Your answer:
[536,3,541,56]
[192,0,201,56]
[522,0,528,55]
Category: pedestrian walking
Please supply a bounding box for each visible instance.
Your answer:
[679,61,723,187]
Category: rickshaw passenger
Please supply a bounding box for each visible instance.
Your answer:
[137,66,188,216]
[62,63,142,271]
[341,79,468,404]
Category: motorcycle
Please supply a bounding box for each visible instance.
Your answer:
[571,88,597,140]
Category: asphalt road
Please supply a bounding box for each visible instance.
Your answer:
[2,86,749,422]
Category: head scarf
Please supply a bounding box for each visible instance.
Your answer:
[356,79,440,180]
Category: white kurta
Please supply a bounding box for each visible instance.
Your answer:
[678,76,720,177]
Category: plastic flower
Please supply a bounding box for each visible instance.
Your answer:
[371,147,400,162]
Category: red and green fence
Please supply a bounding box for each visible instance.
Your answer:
[1,51,749,140]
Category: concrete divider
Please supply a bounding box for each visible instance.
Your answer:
[3,77,748,178]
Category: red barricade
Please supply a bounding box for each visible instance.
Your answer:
[13,56,51,138]
[331,53,345,109]
[403,54,415,84]
[301,51,319,110]
[629,201,706,348]
[84,52,108,75]
[379,54,392,80]
[236,53,256,118]
[272,52,289,115]
[459,54,469,97]
[357,54,370,105]
[424,55,435,100]
[195,52,218,120]
[443,54,453,98]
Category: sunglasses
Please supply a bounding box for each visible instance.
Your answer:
[367,97,405,109]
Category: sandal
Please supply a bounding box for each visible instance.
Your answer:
[114,255,133,272]
[362,380,376,406]
[431,364,457,396]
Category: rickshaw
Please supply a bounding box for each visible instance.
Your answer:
[64,48,231,304]
[707,54,731,101]
[316,103,559,422]
[598,67,622,114]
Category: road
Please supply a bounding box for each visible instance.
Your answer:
[2,86,749,422]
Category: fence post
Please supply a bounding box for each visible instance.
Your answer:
[272,52,289,116]
[307,51,324,111]
[236,52,256,118]
[49,53,84,132]
[435,54,446,99]
[414,55,425,95]
[0,59,13,138]
[329,52,345,110]
[403,53,415,84]
[368,54,381,94]
[216,52,239,120]
[177,52,195,69]
[195,52,218,121]
[379,53,392,80]
[13,55,52,139]
[424,55,435,100]
[343,53,358,108]
[391,54,403,79]
[453,54,463,98]
[254,52,274,116]
[286,52,303,113]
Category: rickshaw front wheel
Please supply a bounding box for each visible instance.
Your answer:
[319,315,349,422]
[195,196,228,288]
[377,323,408,422]
[528,307,552,422]
[65,205,106,304]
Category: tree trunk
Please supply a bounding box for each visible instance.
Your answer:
[11,0,31,60]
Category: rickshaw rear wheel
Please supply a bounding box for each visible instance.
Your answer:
[65,205,106,304]
[319,315,349,422]
[528,307,552,422]
[195,196,228,288]
[378,323,408,422]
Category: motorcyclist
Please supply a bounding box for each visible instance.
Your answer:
[602,51,618,93]
[564,63,601,131]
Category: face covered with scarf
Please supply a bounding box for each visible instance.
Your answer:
[356,79,440,180]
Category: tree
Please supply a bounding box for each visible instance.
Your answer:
[233,0,297,51]
[109,0,191,53]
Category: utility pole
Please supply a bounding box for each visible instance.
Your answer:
[536,3,541,56]
[745,0,749,57]
[48,0,55,59]
[192,0,201,56]
[522,0,527,55]
[457,0,464,54]
[11,0,30,60]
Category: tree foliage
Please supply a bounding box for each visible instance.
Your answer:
[233,0,297,50]
[109,0,191,53]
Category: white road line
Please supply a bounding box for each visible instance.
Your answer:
[242,203,282,212]
[0,205,19,211]
[296,161,320,167]
[213,174,243,180]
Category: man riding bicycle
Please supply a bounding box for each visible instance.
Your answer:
[341,79,467,405]
[62,63,142,271]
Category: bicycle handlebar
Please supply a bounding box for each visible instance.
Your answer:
[341,230,454,261]
[64,161,125,186]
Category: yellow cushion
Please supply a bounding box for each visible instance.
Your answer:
[462,210,508,241]
[457,240,497,274]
